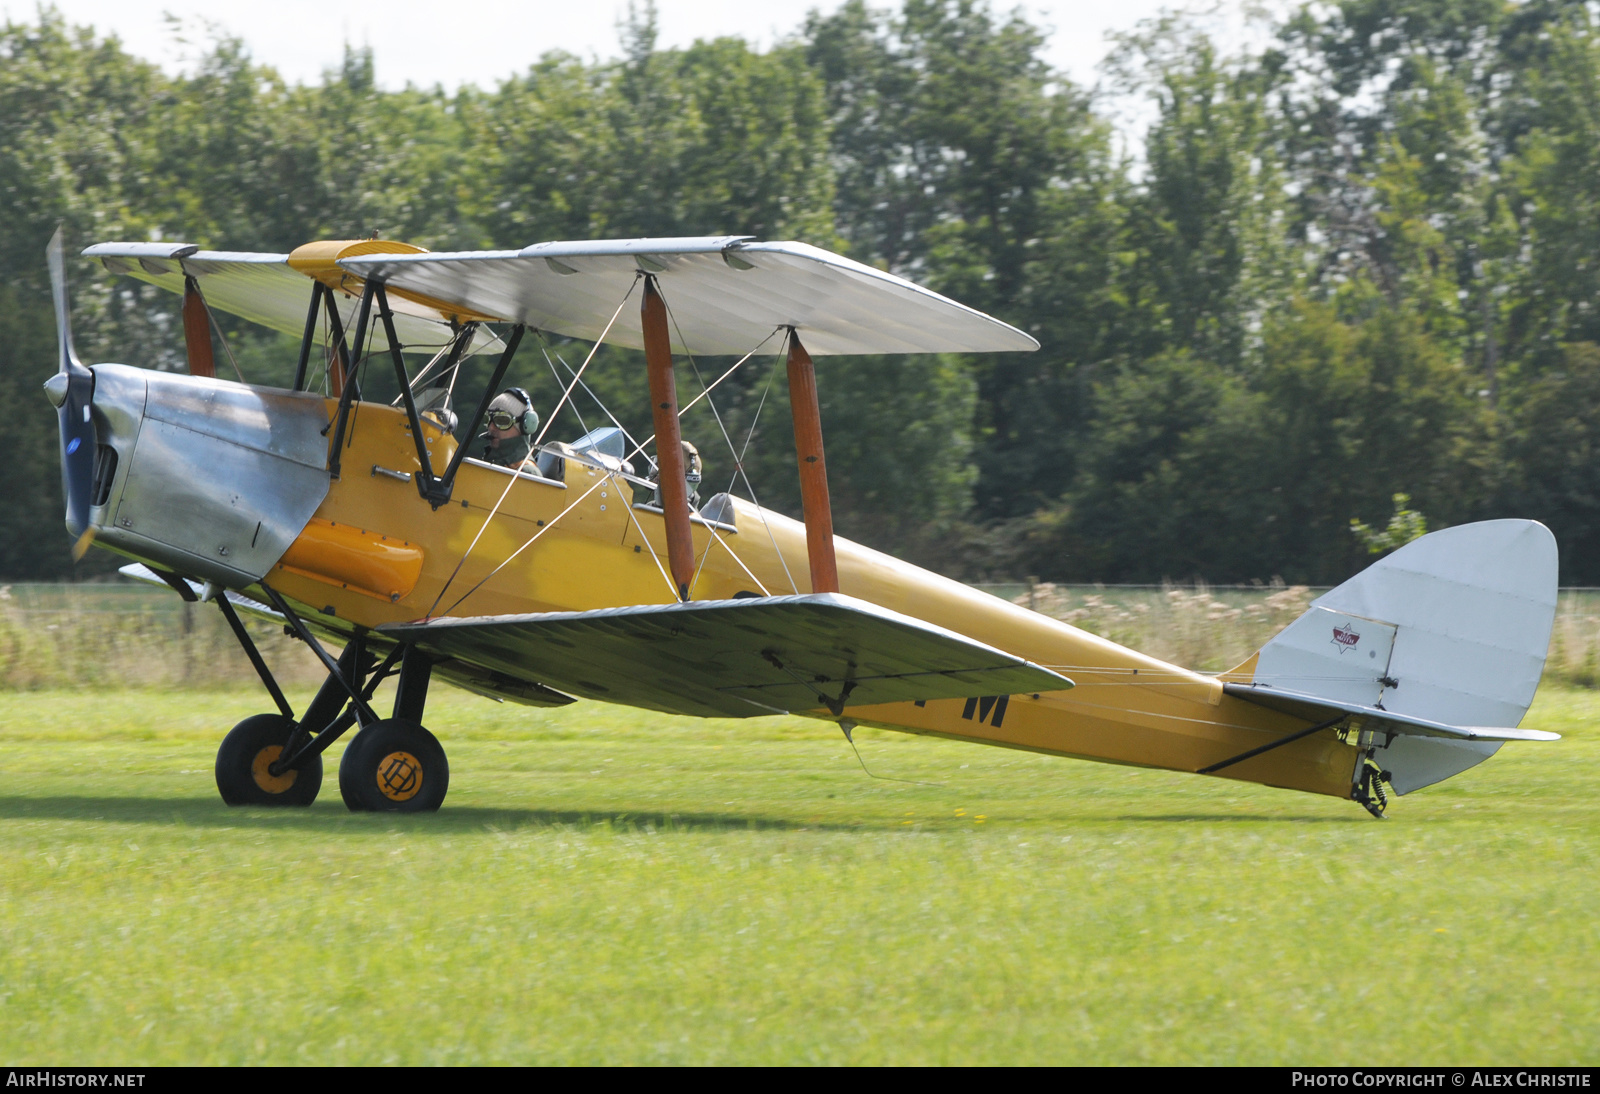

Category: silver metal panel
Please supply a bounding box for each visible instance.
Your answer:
[102,372,330,584]
[88,364,149,443]
[84,365,148,534]
[81,243,499,356]
[382,593,1072,719]
[341,239,1040,357]
[141,371,330,468]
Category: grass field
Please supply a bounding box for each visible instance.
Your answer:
[0,682,1595,1064]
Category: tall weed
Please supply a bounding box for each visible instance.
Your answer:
[1016,582,1313,673]
[0,584,323,690]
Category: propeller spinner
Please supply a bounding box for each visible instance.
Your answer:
[44,226,97,560]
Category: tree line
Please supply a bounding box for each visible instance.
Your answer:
[5,0,1600,584]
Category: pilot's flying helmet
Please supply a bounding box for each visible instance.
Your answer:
[486,387,539,436]
[681,440,702,489]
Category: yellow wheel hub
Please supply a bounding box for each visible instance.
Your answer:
[250,746,298,794]
[376,751,423,802]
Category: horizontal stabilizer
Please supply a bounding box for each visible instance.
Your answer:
[1223,682,1560,743]
[381,593,1073,719]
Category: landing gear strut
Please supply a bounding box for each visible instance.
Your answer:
[211,585,447,812]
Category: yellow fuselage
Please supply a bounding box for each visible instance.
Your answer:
[261,401,1358,800]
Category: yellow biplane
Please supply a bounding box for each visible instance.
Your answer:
[44,228,1560,815]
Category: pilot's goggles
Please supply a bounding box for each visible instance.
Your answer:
[487,410,521,431]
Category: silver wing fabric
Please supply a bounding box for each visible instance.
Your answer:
[341,237,1040,356]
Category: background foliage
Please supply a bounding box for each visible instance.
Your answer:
[7,0,1600,583]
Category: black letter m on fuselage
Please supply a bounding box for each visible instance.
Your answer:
[961,695,1009,728]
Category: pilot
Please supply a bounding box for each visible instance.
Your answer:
[479,387,539,468]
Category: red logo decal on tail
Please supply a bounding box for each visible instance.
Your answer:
[1331,624,1361,652]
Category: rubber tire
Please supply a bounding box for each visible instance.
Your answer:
[338,719,449,813]
[215,713,322,807]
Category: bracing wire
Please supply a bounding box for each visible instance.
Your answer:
[529,275,640,451]
[541,347,593,437]
[724,346,800,595]
[675,330,783,422]
[441,323,786,615]
[693,514,773,597]
[527,338,687,601]
[200,298,247,383]
[425,283,639,618]
[614,471,681,600]
[656,287,800,591]
[659,300,791,598]
[390,337,458,405]
[535,333,645,456]
[438,471,614,615]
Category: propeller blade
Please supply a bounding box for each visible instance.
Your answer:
[45,226,97,550]
[46,226,82,373]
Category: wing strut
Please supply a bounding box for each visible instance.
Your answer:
[785,330,839,593]
[641,275,696,600]
[182,275,216,378]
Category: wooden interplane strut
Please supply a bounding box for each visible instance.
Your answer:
[785,331,839,594]
[641,276,696,600]
[181,276,215,378]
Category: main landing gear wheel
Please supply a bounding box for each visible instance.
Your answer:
[215,713,322,806]
[338,719,449,813]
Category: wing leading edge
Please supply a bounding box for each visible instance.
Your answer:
[381,593,1073,719]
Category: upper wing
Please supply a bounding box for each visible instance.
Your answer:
[381,592,1072,719]
[83,241,499,356]
[339,237,1040,356]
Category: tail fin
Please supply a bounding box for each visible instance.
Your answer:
[1231,520,1558,795]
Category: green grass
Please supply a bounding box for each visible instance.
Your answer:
[0,684,1596,1064]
